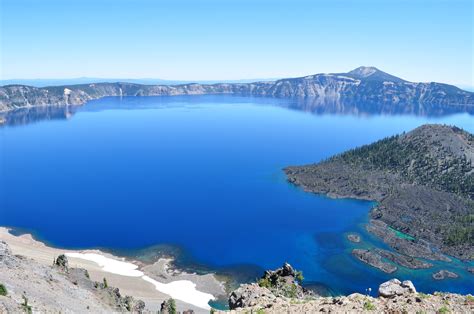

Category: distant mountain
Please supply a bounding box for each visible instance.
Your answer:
[345,66,407,83]
[1,66,473,112]
[0,77,277,88]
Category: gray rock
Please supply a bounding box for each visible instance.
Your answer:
[378,279,417,298]
[229,283,275,309]
[432,270,459,280]
[54,254,69,271]
[352,249,398,273]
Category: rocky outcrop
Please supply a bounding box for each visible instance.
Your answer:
[1,67,473,112]
[229,284,276,309]
[352,249,397,273]
[378,279,416,298]
[54,254,69,272]
[286,124,474,261]
[229,263,312,310]
[374,248,433,269]
[432,270,459,280]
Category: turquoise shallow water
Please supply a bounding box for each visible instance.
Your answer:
[0,95,473,296]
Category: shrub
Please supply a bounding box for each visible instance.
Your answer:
[257,277,271,288]
[363,301,375,311]
[168,298,177,314]
[0,283,7,296]
[295,271,304,283]
[22,295,32,314]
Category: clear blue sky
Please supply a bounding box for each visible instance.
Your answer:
[1,0,472,85]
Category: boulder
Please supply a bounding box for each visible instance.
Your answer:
[229,283,275,309]
[378,279,416,298]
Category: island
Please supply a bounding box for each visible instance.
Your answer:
[285,124,474,264]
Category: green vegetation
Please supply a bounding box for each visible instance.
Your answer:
[165,298,177,314]
[0,283,7,296]
[22,295,32,314]
[438,306,450,313]
[329,126,474,247]
[417,292,430,299]
[444,214,474,246]
[295,270,304,283]
[103,277,108,288]
[256,309,266,314]
[281,283,298,298]
[334,131,474,199]
[363,300,376,310]
[257,277,271,288]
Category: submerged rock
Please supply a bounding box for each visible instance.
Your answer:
[378,279,416,298]
[432,270,459,280]
[347,233,361,243]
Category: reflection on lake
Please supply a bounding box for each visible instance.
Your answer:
[2,95,474,128]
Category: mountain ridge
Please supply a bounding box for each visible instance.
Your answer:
[1,67,473,113]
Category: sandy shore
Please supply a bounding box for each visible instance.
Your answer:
[0,227,225,313]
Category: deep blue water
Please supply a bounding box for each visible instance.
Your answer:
[1,95,473,296]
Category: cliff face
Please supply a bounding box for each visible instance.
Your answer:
[1,67,473,112]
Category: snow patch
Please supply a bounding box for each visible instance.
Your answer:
[65,252,215,310]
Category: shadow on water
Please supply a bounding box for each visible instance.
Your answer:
[2,95,474,128]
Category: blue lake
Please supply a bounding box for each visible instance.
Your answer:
[1,95,473,296]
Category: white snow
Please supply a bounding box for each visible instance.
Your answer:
[65,252,215,310]
[66,253,144,277]
[143,276,214,310]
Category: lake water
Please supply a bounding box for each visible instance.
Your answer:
[1,95,473,297]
